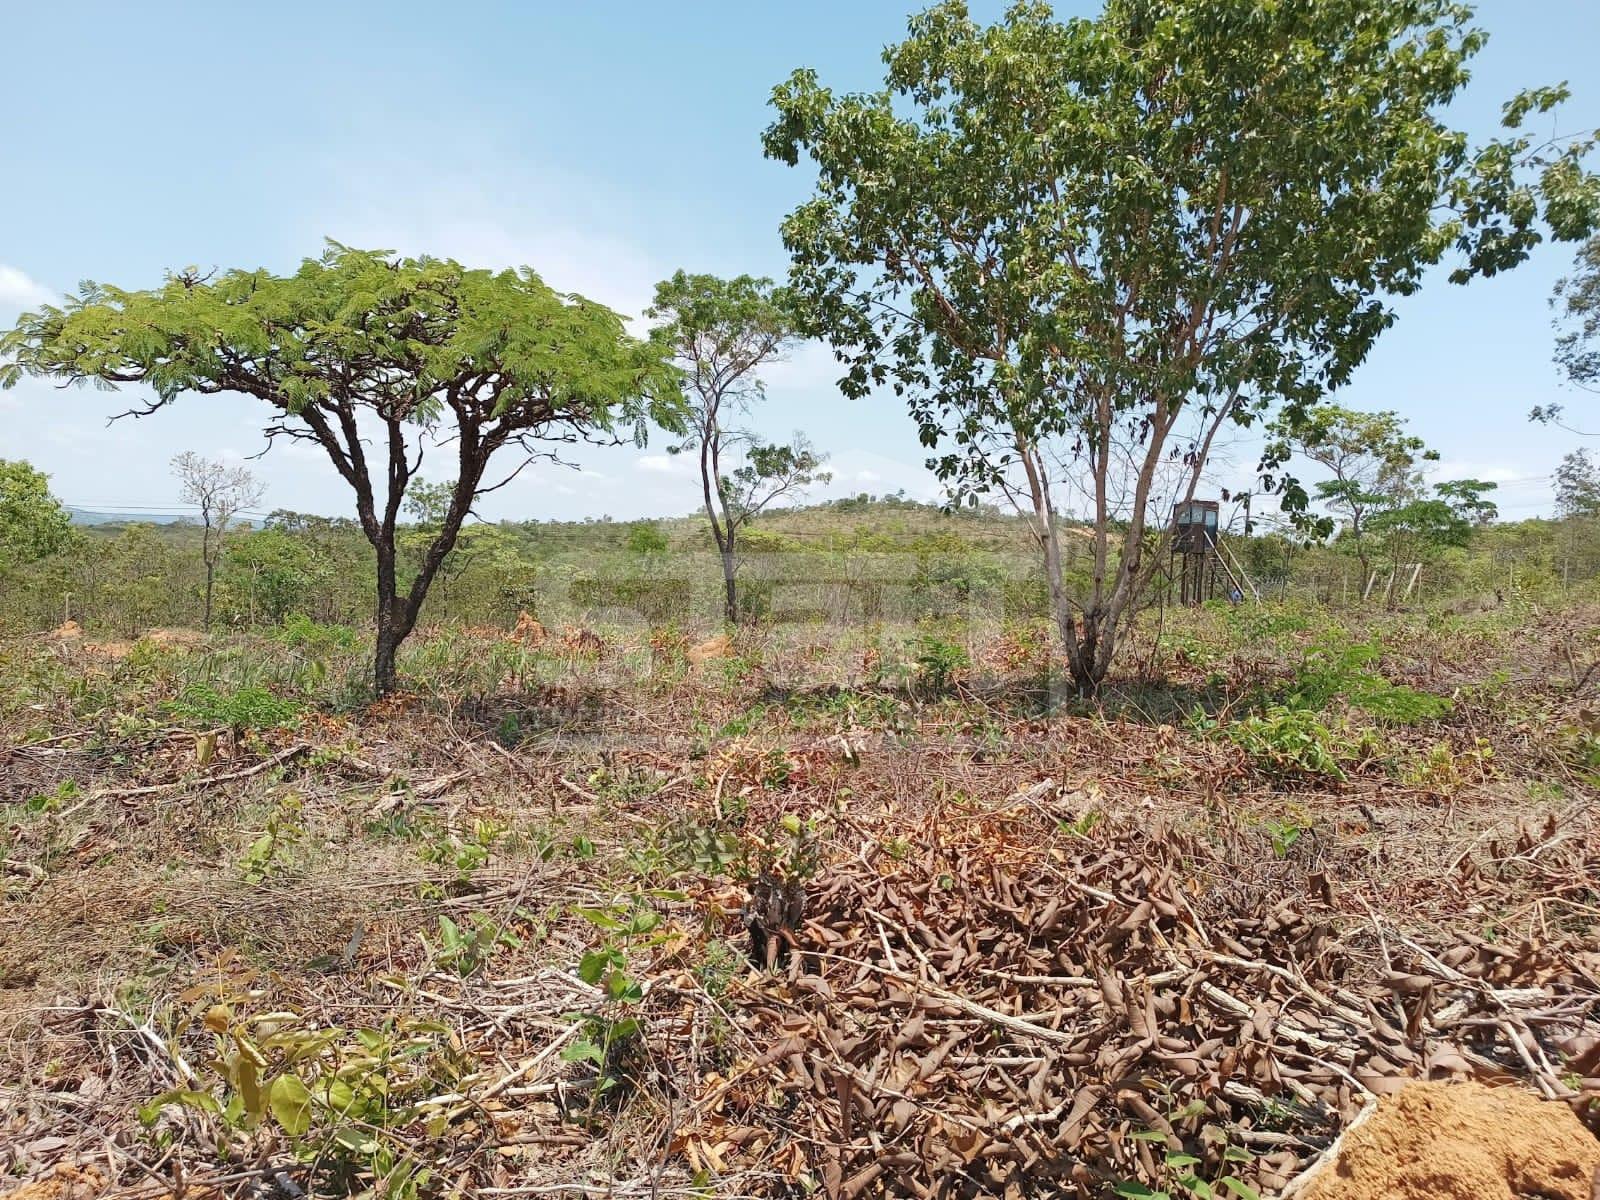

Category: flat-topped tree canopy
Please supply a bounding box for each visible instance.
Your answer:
[0,242,685,692]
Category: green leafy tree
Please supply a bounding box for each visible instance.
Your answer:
[1,244,682,693]
[647,271,830,622]
[0,459,72,570]
[1368,477,1498,602]
[1547,234,1600,424]
[102,524,182,637]
[764,0,1599,695]
[1265,406,1437,586]
[171,451,265,631]
[222,527,320,625]
[624,521,669,556]
[1555,448,1600,518]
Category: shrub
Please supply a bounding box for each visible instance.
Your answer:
[169,683,302,730]
[1287,636,1450,724]
[913,632,970,694]
[140,1001,468,1199]
[1226,706,1351,782]
[275,614,361,656]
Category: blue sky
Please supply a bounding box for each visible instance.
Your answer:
[1,0,1594,524]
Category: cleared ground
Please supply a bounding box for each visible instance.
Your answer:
[1,602,1597,1198]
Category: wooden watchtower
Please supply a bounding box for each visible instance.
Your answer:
[1171,498,1262,607]
[1172,500,1222,606]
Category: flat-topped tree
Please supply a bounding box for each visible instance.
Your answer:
[765,0,1600,697]
[0,243,682,693]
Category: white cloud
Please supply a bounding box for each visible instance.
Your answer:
[0,265,54,310]
[313,156,664,326]
[637,454,681,474]
[764,340,847,396]
[1428,460,1522,484]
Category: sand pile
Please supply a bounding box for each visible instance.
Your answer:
[1297,1082,1600,1200]
[0,1165,103,1200]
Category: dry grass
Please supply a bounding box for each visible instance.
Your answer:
[0,604,1596,1198]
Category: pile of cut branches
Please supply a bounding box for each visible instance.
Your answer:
[667,794,1600,1198]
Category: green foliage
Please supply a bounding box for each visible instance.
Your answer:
[625,521,669,556]
[913,630,971,694]
[1402,738,1495,791]
[421,913,521,977]
[1553,233,1600,397]
[1224,707,1351,782]
[1262,808,1314,859]
[140,998,466,1199]
[417,818,507,886]
[238,794,305,883]
[1266,405,1436,541]
[0,459,72,570]
[1113,1113,1263,1199]
[1287,637,1451,724]
[169,682,302,731]
[275,613,361,655]
[2,242,684,693]
[1554,449,1600,519]
[647,270,827,620]
[564,899,671,1111]
[571,573,692,625]
[222,529,326,625]
[765,0,1597,689]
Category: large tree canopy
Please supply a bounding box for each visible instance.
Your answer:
[764,0,1599,694]
[0,459,73,571]
[1,243,682,691]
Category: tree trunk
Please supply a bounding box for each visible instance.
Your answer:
[721,548,738,624]
[203,560,215,632]
[374,618,401,697]
[374,541,402,697]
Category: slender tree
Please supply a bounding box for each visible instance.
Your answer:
[171,452,265,630]
[647,272,830,622]
[764,0,1599,695]
[2,244,682,693]
[1265,406,1435,589]
[1552,235,1600,396]
[1555,448,1600,517]
[1367,477,1498,604]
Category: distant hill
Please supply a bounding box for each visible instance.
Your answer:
[68,507,187,526]
[67,507,264,529]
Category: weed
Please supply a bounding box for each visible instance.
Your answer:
[170,683,303,731]
[1402,738,1495,791]
[565,899,670,1113]
[495,712,523,747]
[275,614,361,655]
[417,818,507,885]
[421,913,521,976]
[1226,707,1350,782]
[1114,1109,1263,1200]
[239,794,306,883]
[1262,807,1313,859]
[1058,810,1103,839]
[913,631,970,694]
[1287,636,1450,725]
[139,996,467,1199]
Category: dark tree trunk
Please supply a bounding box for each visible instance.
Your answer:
[373,541,403,697]
[203,561,215,632]
[374,620,401,696]
[721,548,738,624]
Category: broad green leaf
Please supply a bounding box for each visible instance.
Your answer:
[268,1073,313,1135]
